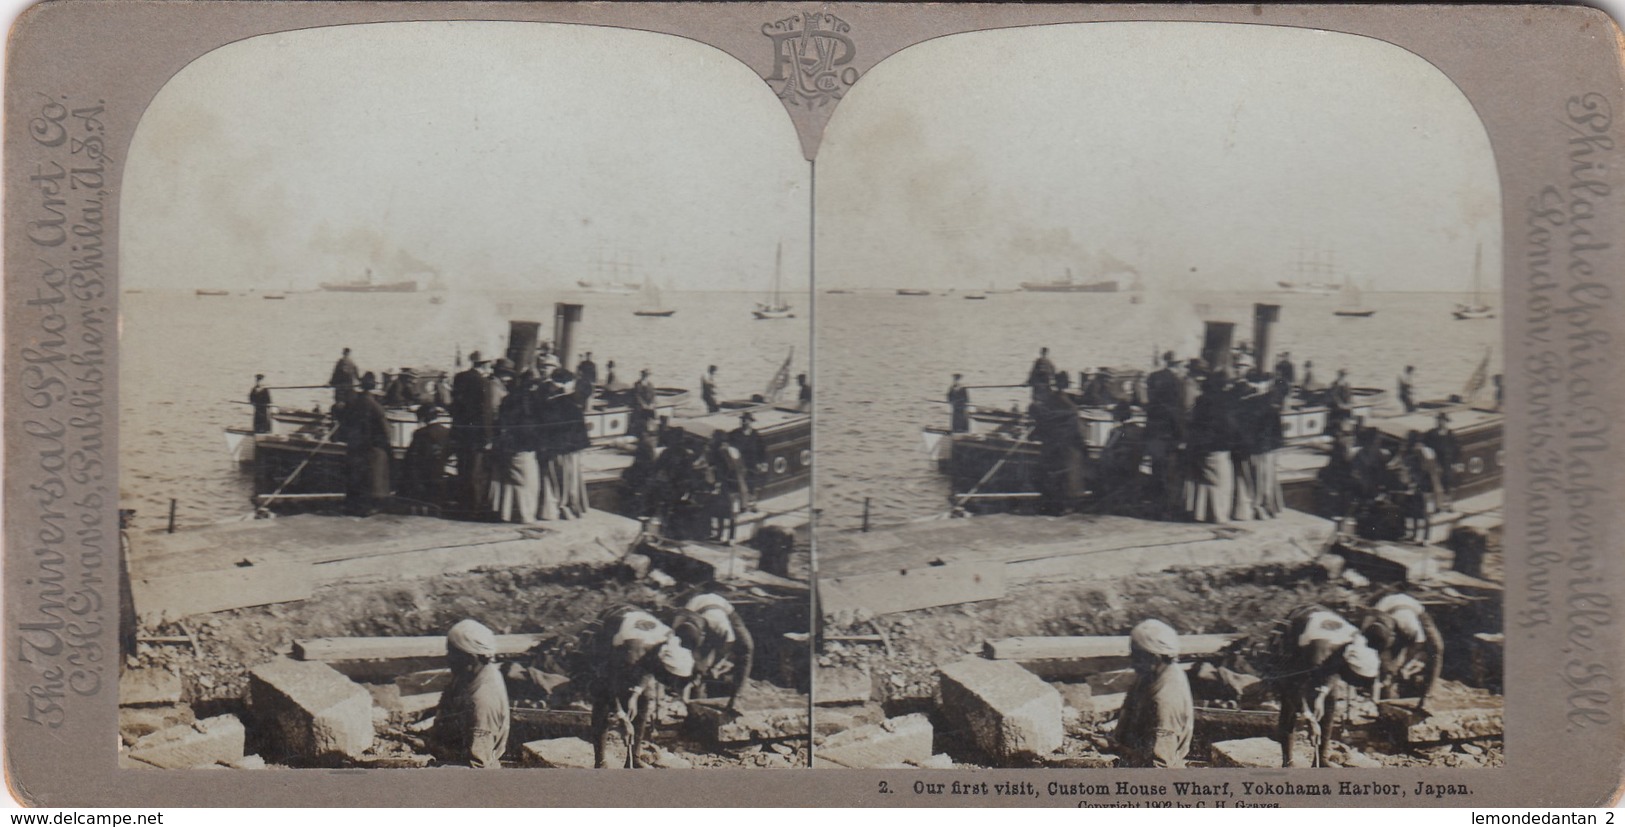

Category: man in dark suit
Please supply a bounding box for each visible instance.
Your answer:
[401,405,452,510]
[339,373,392,516]
[450,352,495,515]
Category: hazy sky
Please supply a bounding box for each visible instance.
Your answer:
[122,22,809,292]
[816,22,1503,293]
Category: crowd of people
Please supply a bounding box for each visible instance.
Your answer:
[252,347,802,539]
[948,346,1472,540]
[1112,590,1443,769]
[423,592,755,769]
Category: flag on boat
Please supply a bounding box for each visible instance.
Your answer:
[1461,346,1492,402]
[764,347,794,402]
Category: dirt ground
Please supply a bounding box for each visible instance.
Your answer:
[817,532,1505,769]
[127,550,811,769]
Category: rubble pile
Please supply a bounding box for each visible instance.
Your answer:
[121,545,811,769]
[816,530,1505,770]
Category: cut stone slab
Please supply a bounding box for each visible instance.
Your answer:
[1379,702,1503,745]
[816,667,873,706]
[119,704,196,743]
[1078,692,1125,723]
[814,713,934,768]
[1211,736,1315,768]
[249,657,374,761]
[912,753,955,769]
[522,737,595,768]
[119,669,184,707]
[227,754,268,770]
[688,701,808,744]
[127,714,246,769]
[938,657,1063,761]
[1051,681,1093,713]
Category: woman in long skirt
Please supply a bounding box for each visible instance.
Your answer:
[490,371,541,523]
[538,370,593,521]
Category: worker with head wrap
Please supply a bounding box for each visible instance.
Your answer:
[669,593,755,713]
[1272,604,1380,768]
[431,619,510,768]
[1114,619,1194,768]
[588,606,696,768]
[1362,593,1444,712]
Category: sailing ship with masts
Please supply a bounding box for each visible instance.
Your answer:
[320,267,419,294]
[1333,275,1375,317]
[753,242,795,320]
[1452,244,1495,320]
[633,277,675,317]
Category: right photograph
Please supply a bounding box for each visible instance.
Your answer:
[811,23,1505,769]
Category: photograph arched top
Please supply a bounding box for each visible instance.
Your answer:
[121,21,809,293]
[817,21,1501,296]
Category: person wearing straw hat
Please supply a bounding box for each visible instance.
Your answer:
[1115,619,1194,768]
[1272,604,1380,768]
[431,619,510,768]
[588,606,695,768]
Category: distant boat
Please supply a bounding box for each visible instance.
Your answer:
[262,293,286,300]
[429,295,445,305]
[896,289,931,296]
[1453,243,1495,320]
[195,289,229,296]
[826,288,853,294]
[1280,244,1342,295]
[1333,276,1375,317]
[963,292,986,300]
[1021,268,1118,293]
[320,268,417,293]
[753,243,795,320]
[576,279,639,295]
[633,277,676,317]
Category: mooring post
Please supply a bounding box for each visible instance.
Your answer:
[166,498,178,534]
[861,497,871,533]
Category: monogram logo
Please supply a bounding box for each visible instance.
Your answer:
[762,11,858,108]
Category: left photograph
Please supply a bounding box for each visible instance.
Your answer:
[117,22,811,769]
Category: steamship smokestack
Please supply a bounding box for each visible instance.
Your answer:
[506,321,542,371]
[553,303,583,369]
[1201,321,1235,377]
[1252,303,1280,378]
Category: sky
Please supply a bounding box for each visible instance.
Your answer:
[815,22,1504,293]
[121,21,810,293]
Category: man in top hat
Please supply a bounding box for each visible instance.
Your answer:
[450,351,496,515]
[729,411,767,511]
[630,368,659,437]
[1115,619,1194,768]
[1143,351,1189,519]
[575,351,598,405]
[1423,411,1460,511]
[249,374,273,434]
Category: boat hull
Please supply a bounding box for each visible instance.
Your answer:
[1019,282,1118,293]
[633,310,677,317]
[318,281,418,293]
[1333,310,1376,317]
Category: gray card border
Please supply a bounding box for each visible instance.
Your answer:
[5,1,1625,807]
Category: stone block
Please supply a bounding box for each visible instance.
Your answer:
[522,737,595,768]
[912,753,955,769]
[1210,736,1316,768]
[938,658,1063,761]
[814,713,934,768]
[1051,681,1093,712]
[120,669,183,707]
[1079,692,1125,723]
[1379,702,1503,745]
[688,701,807,744]
[816,667,872,706]
[119,704,196,743]
[127,715,245,769]
[249,657,374,761]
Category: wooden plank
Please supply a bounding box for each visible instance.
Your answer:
[818,561,1005,617]
[511,708,593,736]
[132,563,314,624]
[293,633,545,662]
[984,633,1239,662]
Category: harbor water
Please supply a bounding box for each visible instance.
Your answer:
[119,289,808,526]
[814,289,1503,531]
